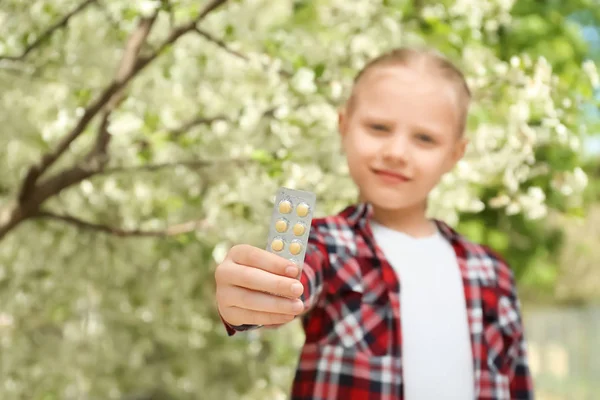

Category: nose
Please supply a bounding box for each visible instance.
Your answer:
[381,133,409,164]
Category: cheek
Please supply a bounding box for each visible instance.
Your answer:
[416,151,451,177]
[344,130,378,161]
[343,131,378,181]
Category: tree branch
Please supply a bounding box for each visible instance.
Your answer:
[35,211,209,237]
[87,14,158,169]
[34,164,99,206]
[17,82,114,202]
[114,14,157,86]
[1,0,230,241]
[192,26,292,79]
[16,0,231,204]
[169,115,228,137]
[197,0,228,21]
[193,27,249,61]
[133,0,229,70]
[17,14,158,203]
[99,157,252,175]
[0,0,98,62]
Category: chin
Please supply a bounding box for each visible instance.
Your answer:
[359,185,422,210]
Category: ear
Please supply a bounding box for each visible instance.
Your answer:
[446,137,468,172]
[454,137,468,162]
[338,106,347,138]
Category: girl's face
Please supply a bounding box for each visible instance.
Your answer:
[339,65,467,213]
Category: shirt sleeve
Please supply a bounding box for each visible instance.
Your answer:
[499,267,535,399]
[298,225,328,314]
[221,224,329,336]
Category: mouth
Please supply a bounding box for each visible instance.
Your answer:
[371,168,411,183]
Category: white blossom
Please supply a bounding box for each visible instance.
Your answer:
[489,194,511,208]
[0,1,596,396]
[291,68,317,94]
[137,0,161,17]
[212,119,229,136]
[108,112,144,136]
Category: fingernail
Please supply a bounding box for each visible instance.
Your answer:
[292,300,304,313]
[291,282,304,296]
[285,266,299,277]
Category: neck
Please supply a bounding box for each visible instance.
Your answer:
[370,201,436,238]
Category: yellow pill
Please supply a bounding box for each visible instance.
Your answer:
[275,219,288,233]
[296,203,310,217]
[293,223,306,236]
[271,239,284,252]
[289,241,302,255]
[278,200,292,214]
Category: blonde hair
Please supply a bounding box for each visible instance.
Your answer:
[347,47,471,135]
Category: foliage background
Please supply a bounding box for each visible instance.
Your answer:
[0,0,599,399]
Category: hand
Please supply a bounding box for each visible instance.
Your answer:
[215,244,305,326]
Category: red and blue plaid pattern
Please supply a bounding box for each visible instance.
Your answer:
[224,202,534,399]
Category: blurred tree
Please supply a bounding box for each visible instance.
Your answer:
[0,0,598,398]
[456,0,600,294]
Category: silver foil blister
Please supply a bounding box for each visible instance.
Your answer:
[266,187,316,278]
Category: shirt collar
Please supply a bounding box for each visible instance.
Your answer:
[341,201,461,242]
[342,202,373,227]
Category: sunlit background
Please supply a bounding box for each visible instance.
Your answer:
[1,1,599,399]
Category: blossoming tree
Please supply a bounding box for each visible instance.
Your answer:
[0,0,598,398]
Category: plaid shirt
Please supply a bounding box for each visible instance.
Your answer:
[223,203,534,400]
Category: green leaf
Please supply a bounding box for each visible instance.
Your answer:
[314,63,326,79]
[225,24,235,38]
[250,149,273,164]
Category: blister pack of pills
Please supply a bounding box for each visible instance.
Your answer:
[266,187,316,279]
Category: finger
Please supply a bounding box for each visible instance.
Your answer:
[220,286,305,315]
[215,261,302,298]
[230,262,304,298]
[229,244,299,277]
[224,306,297,326]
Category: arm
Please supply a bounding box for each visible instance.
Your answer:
[506,286,534,399]
[298,227,328,315]
[498,267,535,399]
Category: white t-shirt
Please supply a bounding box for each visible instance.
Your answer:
[370,221,475,400]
